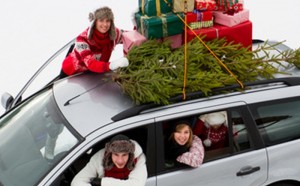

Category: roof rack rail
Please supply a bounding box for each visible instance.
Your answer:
[111,77,300,121]
[252,39,264,44]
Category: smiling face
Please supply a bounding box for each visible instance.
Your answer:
[111,152,129,169]
[174,124,191,146]
[95,18,111,34]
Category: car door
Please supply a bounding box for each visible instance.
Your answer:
[155,105,268,186]
[249,97,300,184]
[41,120,157,186]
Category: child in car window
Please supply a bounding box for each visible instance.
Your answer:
[193,112,229,150]
[165,120,204,168]
[71,134,147,186]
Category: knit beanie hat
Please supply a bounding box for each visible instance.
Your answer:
[102,134,135,170]
[88,6,116,40]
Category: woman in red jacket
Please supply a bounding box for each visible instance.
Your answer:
[60,6,128,78]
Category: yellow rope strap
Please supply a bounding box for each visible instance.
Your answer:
[183,0,188,100]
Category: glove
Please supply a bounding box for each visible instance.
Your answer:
[109,57,129,70]
[90,177,102,186]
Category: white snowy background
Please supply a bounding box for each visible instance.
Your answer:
[0,0,300,115]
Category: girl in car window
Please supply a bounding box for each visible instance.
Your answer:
[60,6,128,78]
[165,120,204,168]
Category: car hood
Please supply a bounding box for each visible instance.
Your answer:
[53,72,135,137]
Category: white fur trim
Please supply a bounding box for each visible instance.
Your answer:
[206,112,226,126]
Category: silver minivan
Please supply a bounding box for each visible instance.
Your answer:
[1,40,300,186]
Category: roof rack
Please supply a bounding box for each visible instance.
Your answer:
[111,77,300,121]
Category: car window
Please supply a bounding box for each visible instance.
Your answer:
[53,124,154,185]
[231,110,251,152]
[193,111,230,161]
[250,97,300,146]
[157,107,255,174]
[0,88,80,186]
[17,40,74,103]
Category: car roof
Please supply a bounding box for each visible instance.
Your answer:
[53,72,135,137]
[53,70,300,138]
[52,41,300,137]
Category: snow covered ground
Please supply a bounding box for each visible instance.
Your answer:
[0,0,299,115]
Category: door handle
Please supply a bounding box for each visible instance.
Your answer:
[236,166,260,176]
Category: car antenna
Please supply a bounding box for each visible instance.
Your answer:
[64,83,102,106]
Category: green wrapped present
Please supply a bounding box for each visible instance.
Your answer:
[139,0,172,16]
[135,12,184,39]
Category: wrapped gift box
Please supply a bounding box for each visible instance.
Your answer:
[186,12,198,23]
[122,30,147,55]
[187,11,214,29]
[213,9,249,27]
[195,0,216,11]
[139,0,172,16]
[198,10,213,21]
[135,12,184,39]
[215,0,243,12]
[186,10,213,23]
[186,21,252,49]
[158,33,183,49]
[173,0,194,13]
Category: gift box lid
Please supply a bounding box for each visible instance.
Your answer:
[213,9,249,27]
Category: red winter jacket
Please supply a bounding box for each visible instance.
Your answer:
[62,27,122,76]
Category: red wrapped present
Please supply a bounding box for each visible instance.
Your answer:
[199,10,213,21]
[186,10,213,23]
[215,0,243,13]
[187,10,214,29]
[213,9,249,27]
[186,21,252,49]
[122,30,147,55]
[195,0,216,11]
[186,12,198,23]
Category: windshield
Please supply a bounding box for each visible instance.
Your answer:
[0,88,79,186]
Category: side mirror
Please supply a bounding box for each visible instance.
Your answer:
[1,92,14,110]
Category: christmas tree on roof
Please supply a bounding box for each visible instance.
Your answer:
[113,37,300,105]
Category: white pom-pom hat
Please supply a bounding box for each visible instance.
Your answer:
[206,112,226,126]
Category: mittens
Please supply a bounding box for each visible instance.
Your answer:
[109,57,129,70]
[90,177,102,186]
